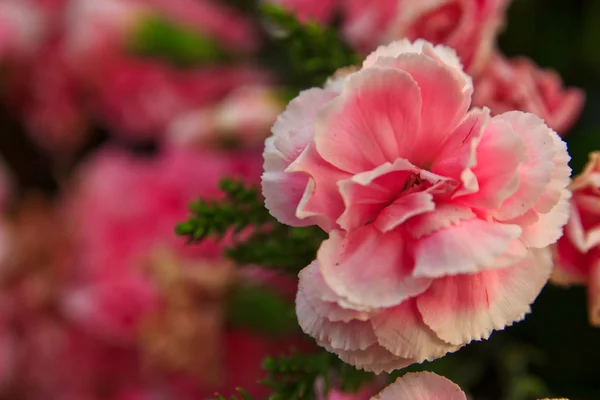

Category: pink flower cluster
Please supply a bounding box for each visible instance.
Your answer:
[0,145,299,399]
[0,0,279,154]
[263,39,571,372]
[269,0,584,135]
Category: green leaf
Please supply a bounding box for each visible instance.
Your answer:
[128,13,230,66]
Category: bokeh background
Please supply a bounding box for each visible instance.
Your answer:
[0,0,598,399]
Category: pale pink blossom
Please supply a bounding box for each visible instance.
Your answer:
[473,52,585,136]
[372,372,466,399]
[167,85,284,149]
[263,39,571,372]
[553,152,600,326]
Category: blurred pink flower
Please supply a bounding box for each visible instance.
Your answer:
[18,42,90,155]
[553,152,600,326]
[264,39,570,372]
[373,372,466,399]
[473,52,585,136]
[269,0,510,71]
[59,147,292,397]
[66,146,261,277]
[167,85,284,149]
[0,0,45,59]
[379,0,511,74]
[146,0,260,52]
[64,0,258,65]
[62,0,145,63]
[92,59,270,140]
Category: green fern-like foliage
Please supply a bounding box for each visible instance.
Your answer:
[208,388,256,400]
[176,178,326,274]
[259,4,361,92]
[261,350,375,400]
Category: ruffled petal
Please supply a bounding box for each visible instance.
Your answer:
[373,372,467,400]
[298,261,372,323]
[314,67,422,173]
[319,226,432,309]
[520,189,571,248]
[288,142,350,231]
[492,112,559,221]
[327,343,415,374]
[296,285,377,351]
[371,299,460,362]
[417,248,552,345]
[373,192,435,233]
[337,158,424,231]
[405,203,476,239]
[372,53,471,165]
[413,219,524,278]
[262,88,337,226]
[454,117,527,210]
[431,108,490,197]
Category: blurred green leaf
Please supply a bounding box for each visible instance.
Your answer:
[227,282,298,336]
[128,13,230,66]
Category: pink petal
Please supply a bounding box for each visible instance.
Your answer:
[492,112,560,221]
[288,142,350,231]
[299,261,373,323]
[371,299,460,362]
[432,108,490,197]
[314,68,422,173]
[319,226,432,309]
[417,248,553,345]
[337,158,424,231]
[327,343,415,374]
[372,53,471,166]
[296,286,378,351]
[519,189,571,248]
[531,128,571,214]
[373,192,435,233]
[454,117,527,210]
[373,372,467,400]
[413,219,524,278]
[271,88,337,160]
[263,88,337,226]
[404,203,476,239]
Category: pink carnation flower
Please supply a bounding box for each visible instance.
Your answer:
[263,39,571,372]
[473,52,585,136]
[553,152,600,326]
